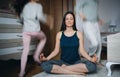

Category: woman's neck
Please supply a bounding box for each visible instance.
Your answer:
[66,27,74,32]
[31,0,37,3]
[64,27,75,36]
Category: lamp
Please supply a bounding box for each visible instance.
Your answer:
[109,19,117,32]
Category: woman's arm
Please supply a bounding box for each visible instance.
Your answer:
[77,31,97,63]
[40,32,62,61]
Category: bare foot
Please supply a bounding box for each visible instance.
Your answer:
[61,64,86,75]
[61,64,67,67]
[78,72,86,76]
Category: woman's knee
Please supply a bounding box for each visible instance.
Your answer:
[40,61,52,73]
[90,64,96,72]
[86,61,97,73]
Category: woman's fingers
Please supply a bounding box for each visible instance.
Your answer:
[40,53,44,61]
[39,53,48,62]
[93,54,98,63]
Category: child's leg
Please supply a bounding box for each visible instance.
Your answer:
[19,32,31,77]
[30,31,46,63]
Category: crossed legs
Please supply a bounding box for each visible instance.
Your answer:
[51,64,87,75]
[19,31,46,77]
[41,60,96,75]
[50,62,96,75]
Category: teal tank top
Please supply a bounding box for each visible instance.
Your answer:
[60,31,80,64]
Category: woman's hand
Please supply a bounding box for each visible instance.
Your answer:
[90,54,98,63]
[39,53,48,62]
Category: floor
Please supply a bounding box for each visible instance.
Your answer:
[0,56,43,77]
[0,48,107,77]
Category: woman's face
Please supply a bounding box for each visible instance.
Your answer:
[65,14,74,27]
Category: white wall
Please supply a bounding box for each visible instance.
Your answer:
[99,0,120,32]
[75,0,120,32]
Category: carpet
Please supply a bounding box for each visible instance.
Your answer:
[32,60,120,77]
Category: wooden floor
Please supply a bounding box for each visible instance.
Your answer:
[0,55,43,77]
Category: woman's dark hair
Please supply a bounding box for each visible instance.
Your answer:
[60,11,77,31]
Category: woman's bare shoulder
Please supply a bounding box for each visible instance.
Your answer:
[56,31,62,39]
[76,31,83,39]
